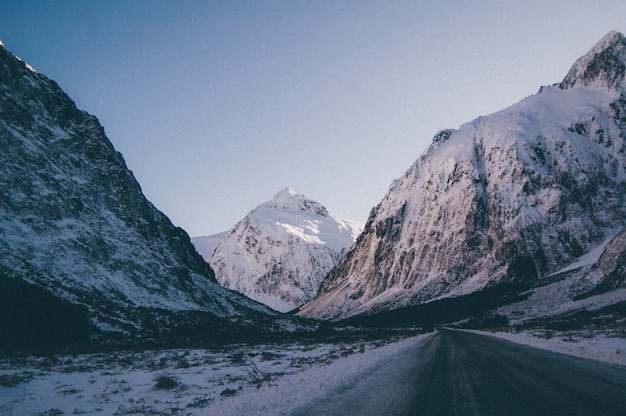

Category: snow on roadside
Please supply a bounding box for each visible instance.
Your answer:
[209,333,432,415]
[0,333,430,415]
[471,330,626,367]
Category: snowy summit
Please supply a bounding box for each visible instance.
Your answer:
[205,188,363,312]
[560,30,626,90]
[0,40,273,349]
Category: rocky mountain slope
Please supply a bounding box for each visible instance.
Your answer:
[204,188,363,312]
[299,31,626,320]
[0,42,274,350]
[492,226,626,327]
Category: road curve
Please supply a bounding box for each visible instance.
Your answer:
[294,329,626,416]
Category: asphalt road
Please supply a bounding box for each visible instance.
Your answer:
[295,329,626,416]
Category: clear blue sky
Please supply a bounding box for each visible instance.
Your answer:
[2,1,626,236]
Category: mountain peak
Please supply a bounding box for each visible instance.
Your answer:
[0,41,273,346]
[260,187,329,217]
[0,40,37,73]
[300,33,626,320]
[597,30,625,47]
[273,186,298,200]
[560,30,626,90]
[208,187,363,312]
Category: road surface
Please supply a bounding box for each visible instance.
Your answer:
[294,329,626,415]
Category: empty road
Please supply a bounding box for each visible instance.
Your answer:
[295,329,626,415]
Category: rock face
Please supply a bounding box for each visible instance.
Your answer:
[207,188,363,312]
[560,31,626,90]
[299,31,626,320]
[591,228,626,290]
[570,227,626,299]
[0,42,271,348]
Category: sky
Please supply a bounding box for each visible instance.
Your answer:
[1,1,626,237]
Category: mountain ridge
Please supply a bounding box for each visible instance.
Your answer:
[560,30,626,90]
[0,42,275,349]
[299,31,626,321]
[204,188,363,312]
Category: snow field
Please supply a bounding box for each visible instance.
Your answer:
[0,333,428,415]
[471,329,626,367]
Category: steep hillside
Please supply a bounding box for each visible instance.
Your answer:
[0,42,273,350]
[300,31,626,320]
[208,188,363,312]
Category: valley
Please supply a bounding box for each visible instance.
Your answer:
[0,21,626,416]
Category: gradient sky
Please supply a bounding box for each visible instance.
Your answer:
[2,1,626,236]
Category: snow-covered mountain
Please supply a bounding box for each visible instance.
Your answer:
[0,42,274,349]
[192,231,228,261]
[206,188,363,312]
[299,31,626,320]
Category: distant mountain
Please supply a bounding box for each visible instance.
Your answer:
[0,42,274,351]
[299,31,626,320]
[192,231,228,261]
[206,188,363,312]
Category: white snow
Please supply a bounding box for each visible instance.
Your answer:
[469,329,626,368]
[209,188,364,312]
[496,274,626,326]
[0,334,427,415]
[550,229,620,276]
[249,206,361,252]
[561,31,626,90]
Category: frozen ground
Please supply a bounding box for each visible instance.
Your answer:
[470,329,626,367]
[0,334,427,415]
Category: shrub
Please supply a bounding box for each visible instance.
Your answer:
[220,388,238,397]
[174,358,190,369]
[260,351,282,362]
[230,351,246,364]
[153,373,178,390]
[0,373,28,387]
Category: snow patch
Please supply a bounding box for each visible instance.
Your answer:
[551,229,621,276]
[469,330,626,367]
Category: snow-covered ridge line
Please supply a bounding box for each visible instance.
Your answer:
[299,31,626,320]
[560,30,626,90]
[0,37,273,346]
[204,188,363,312]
